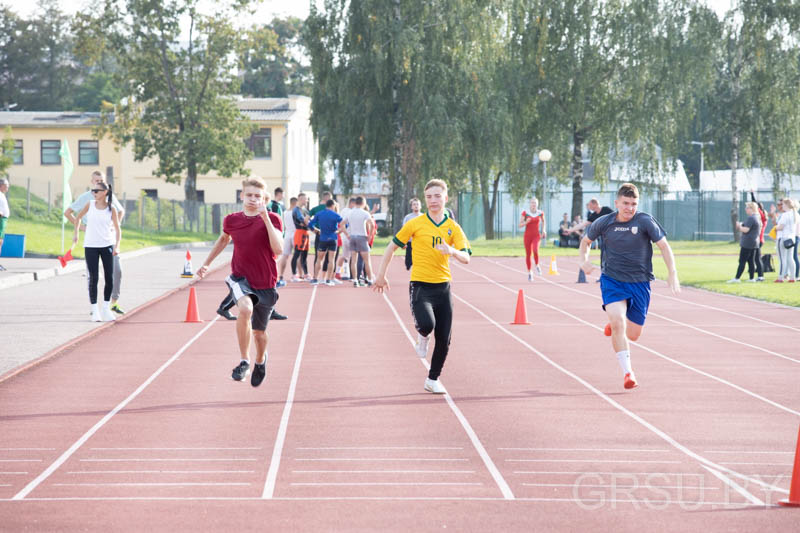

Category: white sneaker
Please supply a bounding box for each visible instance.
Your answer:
[415,333,429,358]
[325,280,336,286]
[90,304,102,322]
[726,278,741,284]
[424,378,446,394]
[100,302,116,321]
[536,265,542,275]
[746,278,757,283]
[527,271,533,282]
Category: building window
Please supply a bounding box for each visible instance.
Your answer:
[235,189,242,203]
[248,128,271,159]
[10,140,22,164]
[41,140,61,165]
[196,190,205,203]
[79,140,99,165]
[143,189,158,200]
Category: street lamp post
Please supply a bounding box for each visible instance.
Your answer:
[538,149,552,237]
[688,140,714,175]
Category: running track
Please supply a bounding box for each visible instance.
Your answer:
[0,257,798,531]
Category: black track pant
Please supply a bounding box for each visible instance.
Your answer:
[292,248,308,276]
[735,247,757,280]
[85,246,114,304]
[753,242,764,278]
[410,281,453,380]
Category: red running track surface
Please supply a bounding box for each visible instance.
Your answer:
[0,260,798,531]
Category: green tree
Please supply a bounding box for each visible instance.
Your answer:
[75,0,255,216]
[240,17,312,98]
[0,127,15,177]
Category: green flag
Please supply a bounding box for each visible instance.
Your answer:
[60,138,73,222]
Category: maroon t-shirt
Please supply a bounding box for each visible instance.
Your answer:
[223,211,283,289]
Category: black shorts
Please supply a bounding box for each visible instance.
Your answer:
[318,239,337,253]
[225,275,279,331]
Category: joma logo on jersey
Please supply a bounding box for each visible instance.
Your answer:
[614,227,631,232]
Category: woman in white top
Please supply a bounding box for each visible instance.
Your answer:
[72,182,122,320]
[774,198,797,282]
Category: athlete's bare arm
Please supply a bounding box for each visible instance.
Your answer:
[578,236,595,274]
[197,232,232,278]
[373,241,400,293]
[435,244,470,265]
[260,207,284,256]
[655,237,680,294]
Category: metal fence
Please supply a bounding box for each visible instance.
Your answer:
[456,190,794,242]
[119,196,240,235]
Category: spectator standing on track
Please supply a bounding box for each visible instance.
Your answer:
[335,197,357,281]
[727,202,762,283]
[749,190,767,281]
[373,179,472,394]
[308,199,344,285]
[197,177,283,387]
[291,193,310,281]
[308,191,333,278]
[277,196,298,285]
[0,178,9,271]
[344,196,375,286]
[403,198,424,271]
[519,197,545,280]
[71,181,121,322]
[774,198,798,283]
[578,183,680,390]
[65,171,127,314]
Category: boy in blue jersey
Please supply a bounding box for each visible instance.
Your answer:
[579,183,680,390]
[308,199,344,285]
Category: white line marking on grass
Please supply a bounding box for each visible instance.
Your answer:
[479,260,800,416]
[11,316,221,501]
[262,285,317,499]
[448,278,784,502]
[381,292,515,500]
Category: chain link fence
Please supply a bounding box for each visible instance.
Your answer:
[119,195,240,235]
[456,190,794,242]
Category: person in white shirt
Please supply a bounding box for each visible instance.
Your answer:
[0,178,9,271]
[775,198,798,282]
[72,182,122,322]
[276,196,298,286]
[335,197,357,280]
[344,196,375,285]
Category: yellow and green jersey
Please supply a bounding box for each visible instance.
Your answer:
[393,213,472,283]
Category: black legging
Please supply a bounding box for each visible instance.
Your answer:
[291,248,308,276]
[735,247,757,280]
[85,246,114,304]
[753,242,764,278]
[410,281,453,381]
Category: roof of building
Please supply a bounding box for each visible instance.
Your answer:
[0,111,103,128]
[700,168,800,191]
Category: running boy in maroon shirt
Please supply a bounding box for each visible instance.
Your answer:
[197,177,284,387]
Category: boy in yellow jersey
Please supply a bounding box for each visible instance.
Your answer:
[373,180,472,394]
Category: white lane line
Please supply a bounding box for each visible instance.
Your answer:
[0,460,41,463]
[506,459,681,464]
[513,471,704,476]
[476,260,800,417]
[522,483,718,490]
[0,472,27,475]
[290,482,483,486]
[294,458,469,462]
[701,465,764,505]
[381,292,515,500]
[53,482,250,487]
[292,470,476,474]
[296,446,463,450]
[67,470,255,474]
[448,282,784,502]
[718,462,793,466]
[11,316,221,501]
[80,458,257,462]
[90,447,262,451]
[498,447,669,453]
[705,450,793,455]
[0,448,55,451]
[262,285,317,500]
[493,259,800,365]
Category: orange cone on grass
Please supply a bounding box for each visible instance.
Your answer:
[510,289,530,325]
[779,424,800,507]
[58,248,74,268]
[184,286,202,323]
[548,255,560,275]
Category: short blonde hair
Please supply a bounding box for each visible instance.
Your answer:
[745,202,758,212]
[424,179,448,192]
[241,176,266,190]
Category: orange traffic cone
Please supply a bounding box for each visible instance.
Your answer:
[58,248,74,268]
[548,255,559,275]
[779,425,800,507]
[510,289,530,325]
[181,250,194,278]
[184,286,202,323]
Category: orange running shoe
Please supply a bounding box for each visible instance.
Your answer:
[604,323,612,336]
[624,372,638,389]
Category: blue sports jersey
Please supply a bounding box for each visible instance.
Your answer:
[586,211,666,283]
[308,209,343,242]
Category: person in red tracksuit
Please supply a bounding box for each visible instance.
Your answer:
[519,197,545,281]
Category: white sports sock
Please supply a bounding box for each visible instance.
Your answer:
[616,350,632,375]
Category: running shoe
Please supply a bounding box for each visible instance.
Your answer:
[604,323,612,337]
[536,265,542,275]
[217,307,236,320]
[251,362,266,387]
[290,276,302,282]
[790,279,797,283]
[415,333,430,358]
[111,303,126,315]
[276,279,287,288]
[775,278,784,283]
[424,378,446,394]
[746,278,757,283]
[100,304,116,322]
[325,280,336,286]
[335,273,342,280]
[271,310,287,320]
[332,278,342,285]
[757,277,765,282]
[726,278,741,283]
[528,271,533,282]
[90,307,102,322]
[309,279,319,285]
[232,361,250,381]
[623,372,638,390]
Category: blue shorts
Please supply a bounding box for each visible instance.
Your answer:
[599,274,651,326]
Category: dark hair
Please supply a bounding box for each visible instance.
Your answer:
[355,196,365,205]
[325,199,335,208]
[322,191,332,199]
[617,183,639,199]
[107,184,113,211]
[274,187,283,195]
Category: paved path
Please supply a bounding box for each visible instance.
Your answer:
[0,245,232,378]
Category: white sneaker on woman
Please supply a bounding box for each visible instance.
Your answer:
[100,301,116,322]
[90,304,102,322]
